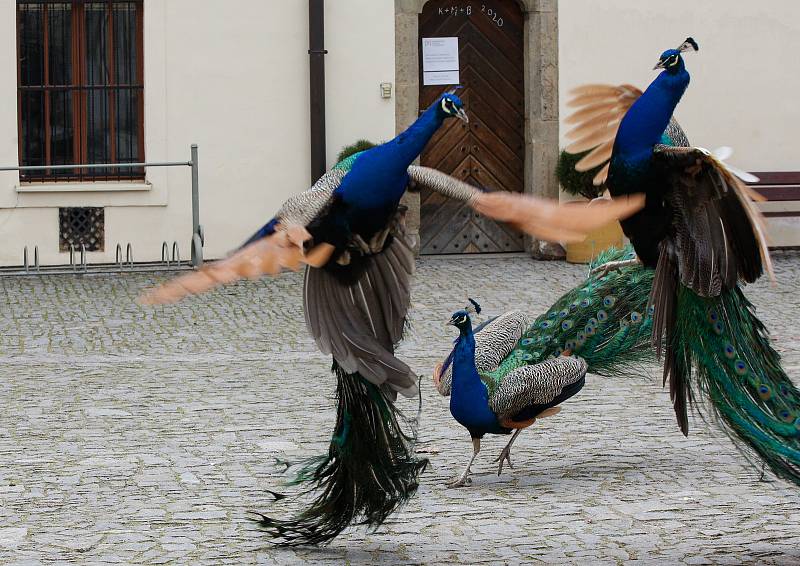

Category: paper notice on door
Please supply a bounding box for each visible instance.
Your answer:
[422,37,459,85]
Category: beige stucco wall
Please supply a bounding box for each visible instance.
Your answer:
[0,0,396,266]
[559,0,800,172]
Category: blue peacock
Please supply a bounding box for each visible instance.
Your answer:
[435,247,656,482]
[437,299,589,486]
[557,37,800,484]
[139,90,640,545]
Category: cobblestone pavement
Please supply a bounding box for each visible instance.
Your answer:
[1,252,800,565]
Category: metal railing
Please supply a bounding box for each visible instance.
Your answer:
[0,144,203,274]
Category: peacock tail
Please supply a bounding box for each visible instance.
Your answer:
[481,245,655,393]
[255,364,427,546]
[674,286,800,483]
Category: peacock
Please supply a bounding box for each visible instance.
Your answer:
[438,299,588,486]
[557,37,800,484]
[138,90,642,545]
[434,247,657,483]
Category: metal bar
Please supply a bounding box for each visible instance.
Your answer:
[43,4,51,172]
[0,160,190,171]
[190,143,201,267]
[18,84,143,90]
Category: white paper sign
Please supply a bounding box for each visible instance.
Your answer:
[422,37,459,86]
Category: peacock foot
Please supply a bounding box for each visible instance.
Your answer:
[590,257,641,279]
[446,473,473,488]
[494,447,514,476]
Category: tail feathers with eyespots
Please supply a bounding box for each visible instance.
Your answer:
[482,246,655,387]
[674,286,800,485]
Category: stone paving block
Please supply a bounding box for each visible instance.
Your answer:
[1,251,800,563]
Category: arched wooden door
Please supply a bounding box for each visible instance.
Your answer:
[419,0,525,254]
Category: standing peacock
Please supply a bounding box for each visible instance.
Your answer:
[438,299,589,486]
[139,91,642,545]
[434,247,657,483]
[558,37,800,484]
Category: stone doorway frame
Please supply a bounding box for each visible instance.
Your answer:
[395,0,560,258]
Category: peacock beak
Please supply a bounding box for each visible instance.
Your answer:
[455,107,469,124]
[653,59,666,70]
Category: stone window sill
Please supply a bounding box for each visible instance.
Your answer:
[16,181,152,193]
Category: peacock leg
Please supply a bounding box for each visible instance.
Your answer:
[590,257,641,279]
[447,437,481,488]
[494,429,523,476]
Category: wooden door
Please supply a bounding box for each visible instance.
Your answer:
[419,0,525,254]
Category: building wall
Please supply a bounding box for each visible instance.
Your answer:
[0,0,396,266]
[559,0,800,172]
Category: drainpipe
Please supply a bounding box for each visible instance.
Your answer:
[309,0,327,183]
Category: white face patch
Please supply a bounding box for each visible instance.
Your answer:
[441,98,454,114]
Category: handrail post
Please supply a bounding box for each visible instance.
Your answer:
[190,144,203,267]
[34,246,39,273]
[23,246,29,274]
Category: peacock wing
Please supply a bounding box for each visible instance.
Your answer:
[471,191,645,244]
[138,169,347,305]
[652,146,773,293]
[564,84,643,185]
[304,218,418,399]
[650,146,774,434]
[434,310,532,397]
[487,356,587,422]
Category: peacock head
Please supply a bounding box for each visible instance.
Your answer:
[447,298,481,334]
[438,91,469,124]
[653,37,698,74]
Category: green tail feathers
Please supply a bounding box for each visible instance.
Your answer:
[675,286,800,483]
[254,363,428,546]
[483,246,655,388]
[487,243,800,484]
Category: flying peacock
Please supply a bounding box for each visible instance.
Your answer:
[434,247,657,483]
[139,91,643,545]
[557,37,800,484]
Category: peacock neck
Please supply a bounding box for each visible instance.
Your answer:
[450,326,494,426]
[389,104,446,166]
[614,69,690,163]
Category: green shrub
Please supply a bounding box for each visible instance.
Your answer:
[556,149,605,200]
[337,139,377,163]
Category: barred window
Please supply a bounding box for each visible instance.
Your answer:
[17,1,144,182]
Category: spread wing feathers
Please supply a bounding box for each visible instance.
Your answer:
[653,146,774,291]
[650,243,690,434]
[139,227,335,305]
[138,169,346,305]
[649,147,775,434]
[488,356,587,419]
[434,311,532,396]
[304,226,418,399]
[472,191,645,244]
[565,84,642,183]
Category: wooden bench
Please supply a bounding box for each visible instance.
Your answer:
[748,172,800,248]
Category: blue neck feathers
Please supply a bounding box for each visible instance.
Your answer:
[449,321,503,436]
[337,101,446,210]
[614,68,690,163]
